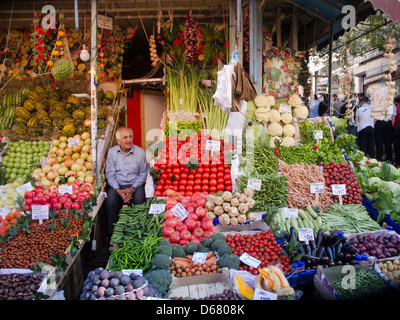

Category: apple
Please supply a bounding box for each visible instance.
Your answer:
[59,136,68,142]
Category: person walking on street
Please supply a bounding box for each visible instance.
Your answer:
[392,95,400,167]
[318,93,329,117]
[356,96,375,158]
[309,94,320,118]
[374,99,396,163]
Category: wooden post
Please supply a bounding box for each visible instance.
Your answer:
[328,22,333,111]
[276,6,282,48]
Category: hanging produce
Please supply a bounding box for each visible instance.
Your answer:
[183,13,199,65]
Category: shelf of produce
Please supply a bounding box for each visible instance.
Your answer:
[362,197,400,234]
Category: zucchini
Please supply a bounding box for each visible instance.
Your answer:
[290,217,299,231]
[306,205,318,218]
[298,209,310,221]
[297,218,305,229]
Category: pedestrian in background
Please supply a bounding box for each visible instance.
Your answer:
[318,93,329,117]
[309,94,320,118]
[392,95,400,167]
[356,96,375,158]
[374,99,396,163]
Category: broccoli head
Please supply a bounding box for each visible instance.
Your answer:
[183,242,199,255]
[171,244,187,258]
[144,269,172,297]
[218,253,240,270]
[210,233,226,243]
[211,239,226,252]
[151,254,172,270]
[157,244,172,257]
[216,244,232,257]
[201,237,213,248]
[198,244,211,253]
[159,240,172,247]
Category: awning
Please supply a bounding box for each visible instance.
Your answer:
[366,0,400,24]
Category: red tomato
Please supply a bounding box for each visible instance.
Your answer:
[201,179,209,185]
[209,179,217,186]
[209,186,217,193]
[193,185,201,192]
[201,185,209,192]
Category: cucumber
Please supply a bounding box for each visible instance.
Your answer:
[297,218,304,229]
[298,209,311,221]
[290,217,299,231]
[306,205,318,218]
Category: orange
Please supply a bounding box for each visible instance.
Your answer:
[47,60,54,67]
[5,212,15,221]
[0,227,6,237]
[58,30,66,38]
[53,50,60,57]
[56,40,63,47]
[10,218,18,226]
[14,211,23,218]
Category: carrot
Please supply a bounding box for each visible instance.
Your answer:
[186,255,193,261]
[173,257,191,267]
[206,251,213,259]
[204,256,218,265]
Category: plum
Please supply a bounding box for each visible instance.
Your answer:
[99,270,110,280]
[114,285,125,295]
[120,276,131,286]
[101,279,109,288]
[105,287,114,297]
[109,278,120,288]
[126,292,136,300]
[97,286,106,297]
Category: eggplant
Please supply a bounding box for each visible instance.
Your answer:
[327,233,338,246]
[317,246,325,258]
[289,227,296,243]
[335,242,343,257]
[311,248,317,256]
[316,229,324,246]
[325,246,334,261]
[304,244,312,255]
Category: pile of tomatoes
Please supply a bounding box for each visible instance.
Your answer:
[225,231,292,275]
[153,133,234,197]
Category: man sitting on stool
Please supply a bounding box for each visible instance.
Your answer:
[103,126,148,237]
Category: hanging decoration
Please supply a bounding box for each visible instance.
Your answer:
[383,37,397,114]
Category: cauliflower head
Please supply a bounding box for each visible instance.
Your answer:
[283,124,296,137]
[269,109,281,123]
[254,107,270,123]
[281,112,293,124]
[254,94,275,108]
[267,122,283,136]
[294,105,309,120]
[288,94,302,108]
[281,136,296,147]
[269,136,282,148]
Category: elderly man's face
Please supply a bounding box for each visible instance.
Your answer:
[117,128,133,152]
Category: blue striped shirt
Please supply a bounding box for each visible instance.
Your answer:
[105,144,148,190]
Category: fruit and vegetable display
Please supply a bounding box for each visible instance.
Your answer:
[0,273,44,300]
[0,177,31,210]
[170,288,237,300]
[151,133,233,197]
[376,259,400,287]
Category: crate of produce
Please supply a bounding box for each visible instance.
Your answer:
[362,197,400,235]
[373,258,400,289]
[313,264,396,300]
[345,229,400,260]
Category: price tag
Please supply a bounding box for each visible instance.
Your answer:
[192,252,207,265]
[16,182,33,194]
[253,288,278,300]
[298,228,315,242]
[239,253,261,268]
[279,104,292,113]
[58,185,73,196]
[149,204,166,215]
[313,130,323,140]
[32,205,49,221]
[284,208,298,218]
[122,269,143,277]
[247,178,262,191]
[332,184,346,196]
[310,182,324,194]
[205,140,221,152]
[171,202,189,221]
[67,137,80,148]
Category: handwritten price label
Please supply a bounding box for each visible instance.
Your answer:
[247,178,262,191]
[149,204,166,215]
[171,202,189,221]
[16,182,33,194]
[313,130,323,140]
[332,184,346,196]
[122,269,143,277]
[253,288,278,300]
[67,137,80,148]
[239,253,261,268]
[192,252,207,264]
[310,182,324,194]
[298,228,315,241]
[205,140,221,152]
[58,185,73,196]
[284,208,298,218]
[279,104,292,113]
[32,205,49,221]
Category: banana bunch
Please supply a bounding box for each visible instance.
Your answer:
[149,34,159,67]
[256,266,295,297]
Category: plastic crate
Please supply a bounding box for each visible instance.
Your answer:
[362,197,400,235]
[286,273,298,288]
[297,269,316,285]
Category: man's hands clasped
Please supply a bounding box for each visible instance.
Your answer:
[116,187,136,203]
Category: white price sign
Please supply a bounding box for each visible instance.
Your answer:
[310,182,324,194]
[298,228,315,242]
[192,252,207,265]
[32,205,49,220]
[284,208,298,218]
[205,140,221,152]
[171,202,189,221]
[67,137,80,148]
[247,178,262,191]
[122,269,143,277]
[279,104,292,113]
[239,253,261,268]
[332,184,346,196]
[253,288,278,300]
[149,204,166,215]
[313,130,323,140]
[16,182,33,194]
[58,185,73,196]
